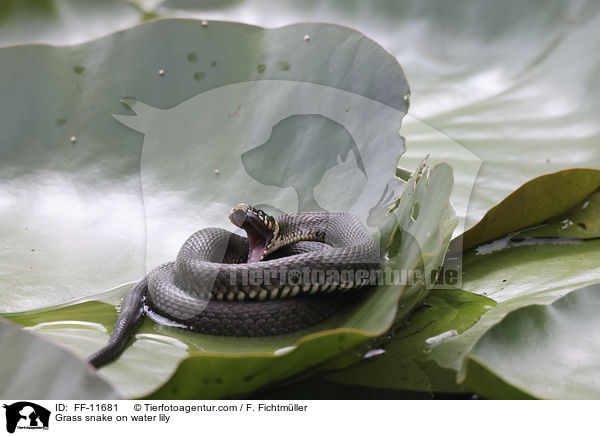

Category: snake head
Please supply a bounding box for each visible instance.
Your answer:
[229,204,280,263]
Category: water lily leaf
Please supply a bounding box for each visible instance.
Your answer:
[142,0,600,229]
[398,116,482,238]
[452,169,600,253]
[511,190,600,239]
[462,283,600,399]
[2,2,599,229]
[429,238,600,378]
[320,289,495,393]
[252,377,442,399]
[336,237,600,398]
[0,0,142,46]
[0,19,408,313]
[0,19,462,399]
[0,318,119,399]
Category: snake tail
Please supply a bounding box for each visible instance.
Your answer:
[86,277,147,368]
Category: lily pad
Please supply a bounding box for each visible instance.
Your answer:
[2,2,599,229]
[462,283,600,399]
[320,288,495,393]
[142,0,600,228]
[511,190,600,239]
[0,0,142,46]
[398,116,482,238]
[314,236,600,397]
[0,318,119,399]
[452,169,600,253]
[0,19,408,313]
[429,238,600,380]
[314,173,600,396]
[0,19,462,399]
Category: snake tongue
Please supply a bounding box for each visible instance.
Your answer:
[230,210,273,263]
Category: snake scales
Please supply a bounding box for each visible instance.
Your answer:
[87,204,380,368]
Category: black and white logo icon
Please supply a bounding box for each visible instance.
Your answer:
[3,402,50,434]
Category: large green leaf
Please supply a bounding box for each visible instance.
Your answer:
[0,19,461,398]
[512,190,600,239]
[0,318,119,399]
[429,239,600,378]
[320,289,495,393]
[313,174,600,396]
[0,19,408,313]
[462,284,600,399]
[1,1,598,227]
[452,169,600,253]
[0,0,143,46]
[145,0,600,227]
[3,1,598,228]
[312,237,600,397]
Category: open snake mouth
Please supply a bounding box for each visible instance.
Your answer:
[229,204,275,263]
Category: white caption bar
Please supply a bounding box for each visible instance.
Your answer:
[0,400,595,436]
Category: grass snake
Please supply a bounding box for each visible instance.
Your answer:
[87,204,380,367]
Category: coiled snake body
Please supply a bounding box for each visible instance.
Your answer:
[88,205,380,367]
